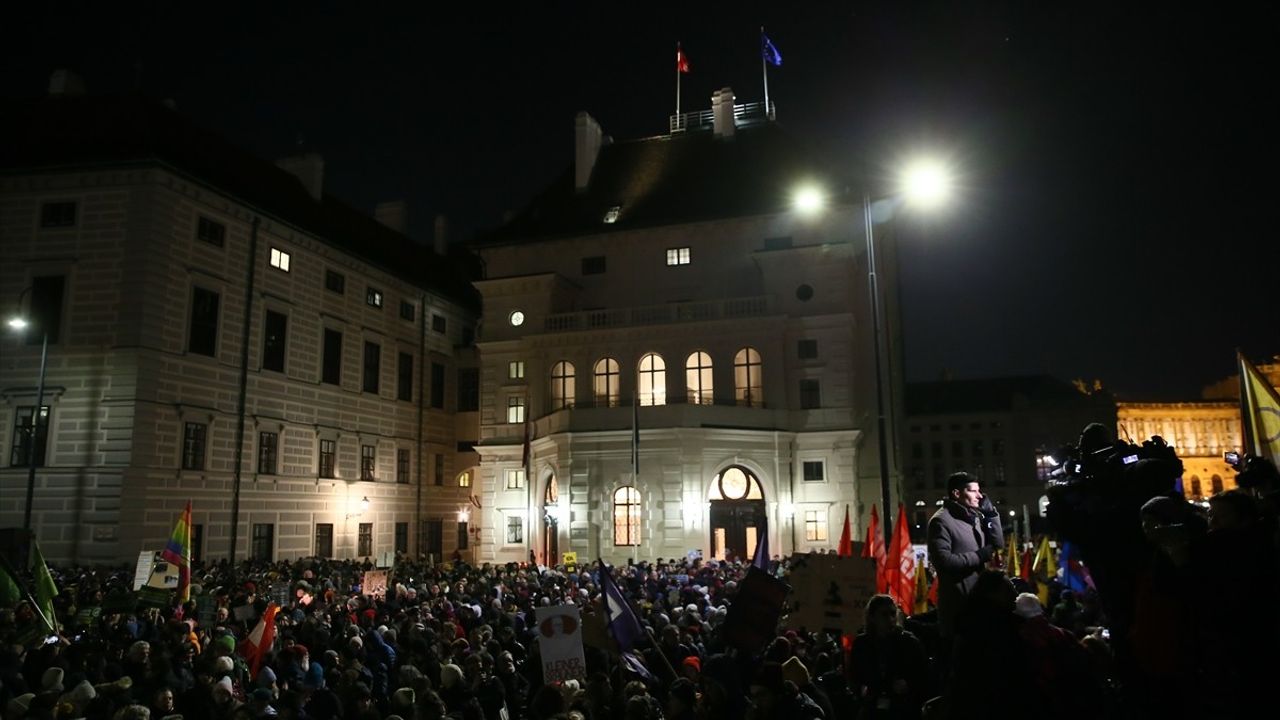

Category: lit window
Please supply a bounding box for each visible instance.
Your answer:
[734,347,762,407]
[709,467,764,500]
[638,353,666,406]
[366,287,383,308]
[804,510,828,542]
[613,486,641,546]
[551,361,576,410]
[666,247,691,266]
[508,361,525,380]
[506,468,525,489]
[594,358,620,407]
[270,247,291,272]
[507,396,526,424]
[685,352,713,405]
[603,206,621,224]
[457,470,472,488]
[507,515,524,543]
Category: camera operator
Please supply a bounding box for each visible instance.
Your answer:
[926,471,1004,641]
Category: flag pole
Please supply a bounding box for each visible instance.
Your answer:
[676,42,682,118]
[632,389,639,563]
[761,27,770,117]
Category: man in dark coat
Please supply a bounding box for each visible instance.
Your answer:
[926,472,1003,640]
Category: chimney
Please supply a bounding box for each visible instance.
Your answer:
[574,111,603,191]
[433,214,449,256]
[275,153,324,201]
[48,69,86,96]
[712,87,736,138]
[375,200,408,234]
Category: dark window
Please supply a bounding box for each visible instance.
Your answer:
[799,379,821,409]
[457,521,469,550]
[197,216,226,247]
[40,201,76,228]
[361,445,376,481]
[431,362,446,409]
[251,523,274,561]
[257,432,278,474]
[10,406,50,467]
[432,314,447,334]
[363,341,381,393]
[582,256,607,275]
[972,440,985,456]
[425,519,443,558]
[399,300,416,322]
[798,339,818,359]
[325,270,345,294]
[315,524,334,558]
[931,442,943,458]
[366,287,383,308]
[397,352,413,402]
[182,422,207,470]
[802,461,825,482]
[29,275,66,345]
[952,440,964,457]
[434,454,444,486]
[192,524,204,562]
[262,310,287,372]
[188,287,220,357]
[322,329,342,385]
[460,324,475,346]
[911,442,923,460]
[457,368,479,411]
[397,448,410,484]
[394,522,409,555]
[319,439,336,478]
[358,523,373,557]
[993,439,1005,455]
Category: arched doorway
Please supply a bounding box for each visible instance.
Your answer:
[542,476,560,565]
[708,466,765,562]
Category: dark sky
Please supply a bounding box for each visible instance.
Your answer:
[5,2,1277,400]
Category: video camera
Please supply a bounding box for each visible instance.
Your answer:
[1045,423,1183,501]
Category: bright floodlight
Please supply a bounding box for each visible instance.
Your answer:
[7,317,28,331]
[902,159,951,209]
[793,186,826,215]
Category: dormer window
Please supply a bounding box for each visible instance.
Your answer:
[602,206,621,224]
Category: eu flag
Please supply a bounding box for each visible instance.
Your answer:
[762,33,782,67]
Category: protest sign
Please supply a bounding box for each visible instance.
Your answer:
[723,566,789,653]
[363,570,389,599]
[784,552,878,636]
[270,583,291,607]
[132,551,155,591]
[378,550,395,569]
[535,604,587,682]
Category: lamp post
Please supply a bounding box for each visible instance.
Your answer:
[8,295,49,535]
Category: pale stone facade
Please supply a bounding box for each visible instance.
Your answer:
[1116,403,1241,499]
[0,102,479,564]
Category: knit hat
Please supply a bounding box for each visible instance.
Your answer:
[781,656,810,686]
[60,679,97,712]
[440,663,464,689]
[348,635,363,650]
[214,635,235,653]
[214,655,235,675]
[6,693,35,719]
[258,665,278,688]
[681,656,701,674]
[43,666,65,693]
[392,687,416,708]
[213,677,234,700]
[251,688,274,703]
[1014,593,1044,619]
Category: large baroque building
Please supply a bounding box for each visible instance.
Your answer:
[465,90,905,565]
[0,90,480,564]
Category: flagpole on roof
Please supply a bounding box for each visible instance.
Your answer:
[761,27,770,118]
[676,42,682,118]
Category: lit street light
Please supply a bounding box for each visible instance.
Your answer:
[7,288,49,535]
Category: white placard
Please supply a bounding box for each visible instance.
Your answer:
[535,604,586,683]
[133,551,156,591]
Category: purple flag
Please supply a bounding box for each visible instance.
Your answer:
[599,561,644,651]
[751,516,770,571]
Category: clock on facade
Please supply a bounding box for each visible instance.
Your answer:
[509,310,525,326]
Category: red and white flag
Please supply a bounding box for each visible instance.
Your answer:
[239,604,279,679]
[677,43,691,74]
[888,503,917,612]
[861,504,888,592]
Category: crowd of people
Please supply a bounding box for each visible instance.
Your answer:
[2,444,1278,720]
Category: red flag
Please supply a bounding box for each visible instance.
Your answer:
[887,504,917,612]
[677,43,691,74]
[927,573,939,605]
[239,604,279,679]
[860,505,888,592]
[839,505,854,557]
[1020,547,1034,582]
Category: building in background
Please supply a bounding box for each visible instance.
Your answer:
[0,87,480,564]
[902,376,1115,539]
[466,89,906,565]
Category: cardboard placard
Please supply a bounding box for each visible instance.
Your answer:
[378,550,395,569]
[270,583,291,607]
[363,570,389,599]
[535,605,587,683]
[784,553,878,636]
[133,551,156,591]
[723,566,790,653]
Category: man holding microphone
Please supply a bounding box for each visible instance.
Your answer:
[927,471,1005,641]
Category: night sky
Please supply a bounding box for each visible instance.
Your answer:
[5,3,1277,401]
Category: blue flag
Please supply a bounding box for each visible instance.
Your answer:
[751,517,770,571]
[599,561,644,651]
[762,33,782,67]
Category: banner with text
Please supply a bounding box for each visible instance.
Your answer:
[535,604,587,683]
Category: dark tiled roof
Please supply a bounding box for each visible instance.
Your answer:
[0,95,479,311]
[475,123,849,245]
[906,375,1111,415]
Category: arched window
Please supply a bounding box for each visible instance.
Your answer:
[685,351,714,405]
[613,486,641,546]
[545,475,559,505]
[593,358,619,408]
[1211,474,1224,495]
[1189,476,1202,498]
[638,353,666,406]
[734,347,762,407]
[708,466,765,500]
[550,361,575,410]
[456,470,472,488]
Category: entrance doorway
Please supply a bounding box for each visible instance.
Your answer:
[542,476,560,565]
[708,466,766,562]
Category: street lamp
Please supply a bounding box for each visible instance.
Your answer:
[7,290,49,535]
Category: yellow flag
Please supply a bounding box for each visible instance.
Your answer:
[1240,353,1280,464]
[1008,529,1021,578]
[1033,536,1057,577]
[914,560,930,615]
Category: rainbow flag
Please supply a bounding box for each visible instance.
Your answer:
[161,501,192,603]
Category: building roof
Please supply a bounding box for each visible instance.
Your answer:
[906,375,1111,416]
[0,95,479,311]
[475,122,849,245]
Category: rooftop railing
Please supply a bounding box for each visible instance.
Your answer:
[668,101,776,133]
